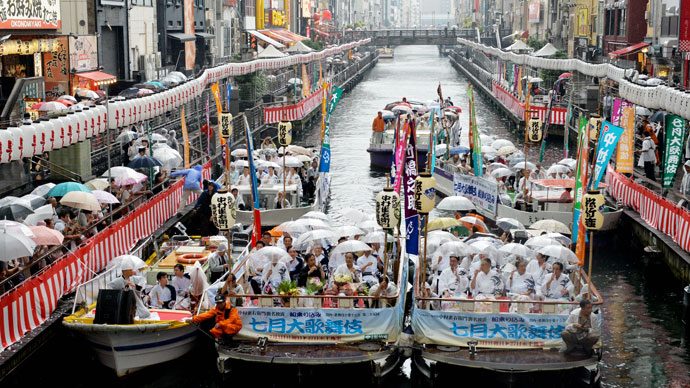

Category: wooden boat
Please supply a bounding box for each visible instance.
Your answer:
[379,48,394,59]
[368,126,430,170]
[235,173,330,227]
[63,266,198,377]
[433,162,623,231]
[199,235,410,383]
[410,266,604,386]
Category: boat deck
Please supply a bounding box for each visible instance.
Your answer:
[420,345,598,371]
[219,342,394,364]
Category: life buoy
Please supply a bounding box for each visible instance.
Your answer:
[177,254,208,264]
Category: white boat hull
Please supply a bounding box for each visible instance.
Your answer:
[237,202,319,227]
[74,324,197,377]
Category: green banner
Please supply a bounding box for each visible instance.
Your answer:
[328,86,343,115]
[467,85,482,176]
[662,114,686,187]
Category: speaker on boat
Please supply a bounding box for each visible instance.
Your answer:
[94,289,136,324]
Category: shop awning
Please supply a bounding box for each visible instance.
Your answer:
[259,29,308,45]
[195,32,215,40]
[247,30,285,49]
[75,71,117,86]
[168,33,196,42]
[608,42,649,59]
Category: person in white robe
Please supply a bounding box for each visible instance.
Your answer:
[470,258,503,298]
[107,257,150,318]
[356,248,379,287]
[542,262,574,301]
[437,256,469,298]
[261,167,279,185]
[507,259,536,297]
[236,167,251,186]
[149,272,175,309]
[262,256,290,292]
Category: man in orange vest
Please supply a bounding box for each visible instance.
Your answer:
[372,111,385,143]
[189,294,242,344]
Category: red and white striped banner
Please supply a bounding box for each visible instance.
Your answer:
[606,166,690,251]
[0,163,211,351]
[492,82,567,125]
[264,88,324,124]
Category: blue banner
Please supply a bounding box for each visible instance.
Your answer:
[590,120,624,190]
[243,116,260,209]
[403,122,419,255]
[227,84,232,106]
[412,308,581,349]
[318,87,343,173]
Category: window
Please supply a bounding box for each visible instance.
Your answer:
[618,9,626,36]
[245,0,255,17]
[130,0,152,6]
[223,27,231,56]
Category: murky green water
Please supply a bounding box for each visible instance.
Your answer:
[6,46,689,388]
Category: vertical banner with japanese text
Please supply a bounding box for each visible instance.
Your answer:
[590,120,624,190]
[404,122,419,255]
[662,114,687,187]
[616,106,635,173]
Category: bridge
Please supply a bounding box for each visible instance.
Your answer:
[343,28,477,46]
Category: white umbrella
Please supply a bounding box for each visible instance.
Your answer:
[0,196,31,209]
[538,245,578,263]
[21,194,47,209]
[436,241,471,257]
[491,168,514,178]
[491,139,514,150]
[530,219,571,234]
[31,183,56,198]
[512,161,536,171]
[233,160,249,168]
[22,204,54,226]
[330,240,372,255]
[488,162,508,171]
[116,130,137,143]
[341,207,370,224]
[287,145,314,156]
[101,166,140,179]
[231,149,248,157]
[480,134,494,146]
[292,217,331,230]
[92,190,120,204]
[149,133,167,143]
[495,145,518,156]
[469,240,499,255]
[292,229,338,250]
[360,231,388,244]
[332,225,365,238]
[153,145,183,170]
[0,226,37,262]
[635,106,652,117]
[525,236,562,249]
[302,211,329,221]
[558,158,577,169]
[275,220,310,236]
[256,246,291,261]
[358,219,383,233]
[60,191,101,211]
[85,178,110,191]
[437,196,476,212]
[284,156,302,168]
[107,254,148,271]
[0,220,36,238]
[496,217,525,231]
[425,230,459,245]
[499,243,534,258]
[546,164,570,175]
[295,154,312,163]
[543,232,572,247]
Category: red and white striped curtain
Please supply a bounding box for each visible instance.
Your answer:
[606,166,690,251]
[0,162,211,350]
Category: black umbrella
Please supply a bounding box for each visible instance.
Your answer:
[118,87,140,98]
[649,111,665,122]
[128,155,163,169]
[0,204,34,221]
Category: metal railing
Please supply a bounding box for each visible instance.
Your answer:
[71,265,120,314]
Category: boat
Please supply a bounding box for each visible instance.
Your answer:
[410,261,604,386]
[63,265,198,377]
[367,103,431,170]
[433,160,623,231]
[235,173,330,227]
[379,48,394,59]
[199,232,410,383]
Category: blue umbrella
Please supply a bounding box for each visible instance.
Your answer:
[450,146,470,155]
[47,182,92,198]
[128,155,163,169]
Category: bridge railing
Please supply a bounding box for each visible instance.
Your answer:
[344,28,476,42]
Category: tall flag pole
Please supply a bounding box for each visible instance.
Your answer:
[393,118,411,192]
[539,78,566,163]
[564,82,575,158]
[467,84,482,176]
[573,115,589,263]
[243,115,261,245]
[319,86,343,173]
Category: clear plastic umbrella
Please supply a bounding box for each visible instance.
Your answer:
[31,183,56,198]
[530,219,571,234]
[107,254,148,271]
[512,161,537,171]
[292,229,338,250]
[21,194,47,209]
[330,240,372,255]
[496,217,525,231]
[491,139,514,149]
[524,236,561,249]
[0,202,34,221]
[358,219,383,233]
[153,145,183,170]
[499,243,534,258]
[0,226,37,261]
[0,220,36,238]
[332,225,365,238]
[360,231,388,244]
[302,211,329,221]
[538,244,578,263]
[437,196,476,212]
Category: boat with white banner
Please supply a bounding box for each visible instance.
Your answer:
[433,161,622,231]
[197,234,409,383]
[410,263,604,386]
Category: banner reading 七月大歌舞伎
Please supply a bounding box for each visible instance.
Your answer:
[663,114,687,188]
[411,308,577,349]
[453,173,498,215]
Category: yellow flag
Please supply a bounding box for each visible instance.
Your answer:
[517,67,523,97]
[302,63,311,97]
[181,107,190,168]
[321,81,328,142]
[210,83,222,114]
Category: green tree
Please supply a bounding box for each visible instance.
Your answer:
[301,40,326,51]
[526,37,547,51]
[540,50,568,86]
[235,71,267,101]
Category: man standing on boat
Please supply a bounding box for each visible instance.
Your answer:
[107,257,151,319]
[561,299,600,356]
[372,111,385,143]
[189,294,242,344]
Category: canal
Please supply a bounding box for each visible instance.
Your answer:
[4,45,689,387]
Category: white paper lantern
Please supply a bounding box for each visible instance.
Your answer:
[51,117,65,149]
[82,107,95,138]
[7,126,23,160]
[414,171,437,214]
[0,130,12,163]
[375,186,400,230]
[73,109,88,142]
[33,120,46,154]
[19,122,36,158]
[211,190,236,231]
